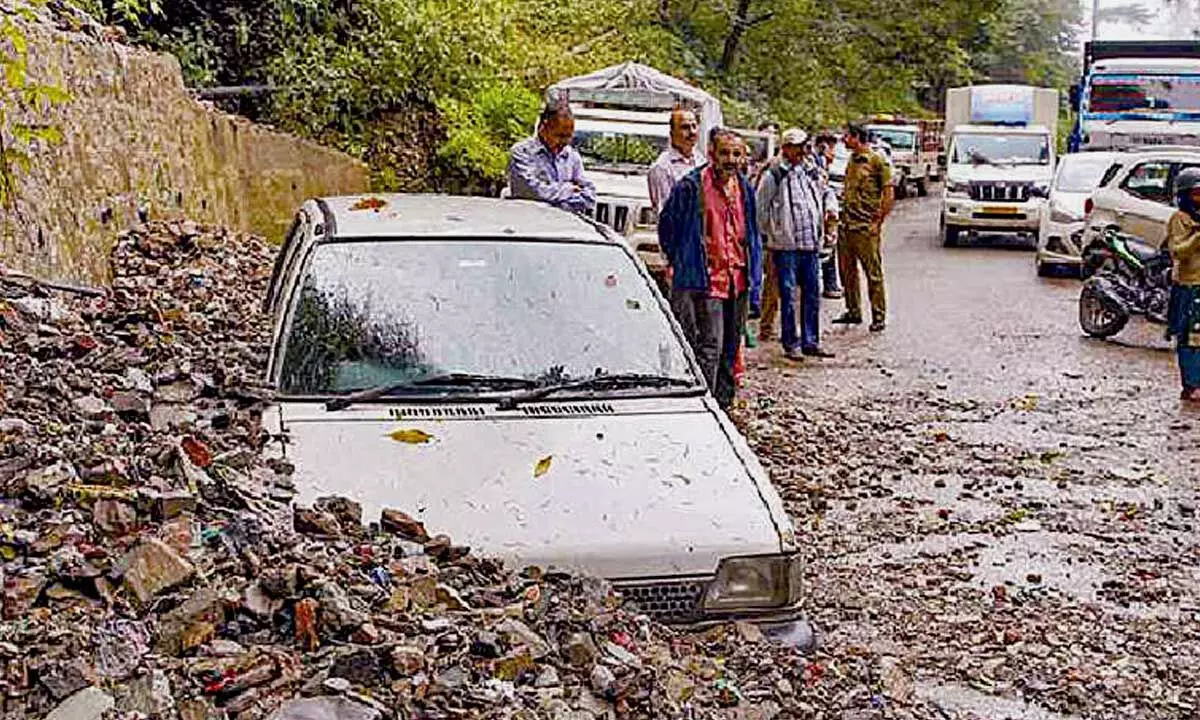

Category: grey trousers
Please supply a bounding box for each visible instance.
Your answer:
[671,289,746,408]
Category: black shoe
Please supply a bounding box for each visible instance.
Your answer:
[832,313,862,325]
[802,347,836,358]
[869,320,887,332]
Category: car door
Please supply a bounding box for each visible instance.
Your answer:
[1117,160,1173,245]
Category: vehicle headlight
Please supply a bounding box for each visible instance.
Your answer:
[945,180,970,197]
[702,554,801,611]
[1050,205,1083,224]
[637,207,658,228]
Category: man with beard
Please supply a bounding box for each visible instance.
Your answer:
[658,128,763,408]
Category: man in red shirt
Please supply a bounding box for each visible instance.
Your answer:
[659,129,763,408]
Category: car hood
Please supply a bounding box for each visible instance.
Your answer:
[1049,190,1090,220]
[589,170,653,203]
[273,398,790,579]
[947,164,1053,184]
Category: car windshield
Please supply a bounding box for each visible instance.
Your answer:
[1055,154,1117,192]
[868,128,916,151]
[1088,73,1200,115]
[277,240,696,396]
[951,134,1049,166]
[574,129,668,171]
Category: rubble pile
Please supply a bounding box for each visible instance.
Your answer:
[0,222,872,720]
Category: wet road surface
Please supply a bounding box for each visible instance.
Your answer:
[735,195,1200,719]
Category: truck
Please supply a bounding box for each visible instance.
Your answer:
[940,85,1059,248]
[1069,41,1200,152]
[863,115,944,198]
[544,62,723,282]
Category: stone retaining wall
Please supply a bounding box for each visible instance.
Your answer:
[0,20,368,285]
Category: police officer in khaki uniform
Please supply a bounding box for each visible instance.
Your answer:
[834,124,894,332]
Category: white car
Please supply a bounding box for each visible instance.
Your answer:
[1084,147,1200,249]
[1035,151,1121,276]
[263,194,806,635]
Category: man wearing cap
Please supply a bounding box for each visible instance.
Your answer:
[508,101,596,214]
[755,128,837,360]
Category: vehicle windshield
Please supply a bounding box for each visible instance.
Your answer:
[951,133,1050,166]
[277,240,696,396]
[868,128,916,151]
[1088,73,1200,115]
[574,129,668,171]
[1055,154,1117,192]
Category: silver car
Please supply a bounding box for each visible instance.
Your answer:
[1035,151,1121,276]
[262,194,808,637]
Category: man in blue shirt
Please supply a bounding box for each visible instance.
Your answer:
[507,102,596,214]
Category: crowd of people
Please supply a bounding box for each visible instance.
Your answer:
[505,100,894,408]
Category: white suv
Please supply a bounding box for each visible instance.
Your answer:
[1085,147,1200,248]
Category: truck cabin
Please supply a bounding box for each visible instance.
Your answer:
[1071,42,1200,150]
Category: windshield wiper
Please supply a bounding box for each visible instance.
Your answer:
[325,373,538,411]
[497,373,698,410]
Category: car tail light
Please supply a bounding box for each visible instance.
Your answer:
[1084,198,1093,216]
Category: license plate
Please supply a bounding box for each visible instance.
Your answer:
[982,206,1019,215]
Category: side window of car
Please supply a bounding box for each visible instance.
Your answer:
[1098,163,1123,188]
[1122,161,1172,204]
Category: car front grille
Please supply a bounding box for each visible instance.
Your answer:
[616,579,707,623]
[969,182,1031,202]
[593,202,632,234]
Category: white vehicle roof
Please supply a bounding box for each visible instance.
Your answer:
[1093,58,1200,74]
[1094,147,1200,164]
[951,124,1053,136]
[574,117,669,138]
[318,195,616,243]
[572,106,672,125]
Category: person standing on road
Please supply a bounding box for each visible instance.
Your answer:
[1166,168,1200,401]
[835,124,894,332]
[648,108,703,215]
[814,133,843,300]
[659,128,763,408]
[507,101,596,214]
[756,128,837,360]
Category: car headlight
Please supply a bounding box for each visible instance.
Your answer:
[945,180,970,197]
[702,554,801,611]
[1050,205,1083,224]
[637,207,657,228]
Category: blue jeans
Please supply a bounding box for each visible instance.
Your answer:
[774,249,821,352]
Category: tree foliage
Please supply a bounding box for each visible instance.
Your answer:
[92,0,1082,189]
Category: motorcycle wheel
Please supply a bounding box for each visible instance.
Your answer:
[1079,281,1129,338]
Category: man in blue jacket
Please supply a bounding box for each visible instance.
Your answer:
[659,128,763,408]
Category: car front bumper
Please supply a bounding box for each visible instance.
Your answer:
[943,195,1042,231]
[1038,220,1085,265]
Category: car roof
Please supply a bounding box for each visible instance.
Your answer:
[317,194,617,244]
[952,124,1051,135]
[1106,147,1200,162]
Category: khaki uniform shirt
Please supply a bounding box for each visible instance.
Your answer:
[1167,211,1200,285]
[840,149,892,235]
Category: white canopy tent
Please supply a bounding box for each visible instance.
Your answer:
[546,62,724,155]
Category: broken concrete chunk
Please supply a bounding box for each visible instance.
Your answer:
[119,538,195,604]
[44,686,115,720]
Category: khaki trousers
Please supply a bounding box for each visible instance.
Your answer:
[838,228,886,321]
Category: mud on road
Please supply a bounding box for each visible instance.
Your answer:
[734,196,1200,719]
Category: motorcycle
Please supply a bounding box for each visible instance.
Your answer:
[1078,225,1172,339]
